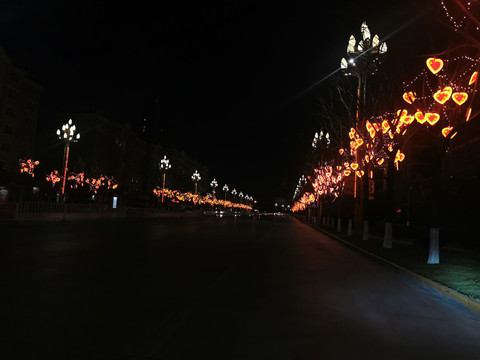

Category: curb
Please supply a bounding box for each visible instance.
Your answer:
[300,219,480,316]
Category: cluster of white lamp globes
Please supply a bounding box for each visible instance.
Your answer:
[312,131,330,149]
[340,21,387,74]
[57,119,80,142]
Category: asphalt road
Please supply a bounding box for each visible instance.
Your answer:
[1,215,480,359]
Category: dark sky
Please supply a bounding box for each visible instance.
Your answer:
[0,0,439,208]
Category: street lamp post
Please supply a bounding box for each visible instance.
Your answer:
[231,188,237,202]
[56,119,80,200]
[210,178,218,198]
[340,21,387,237]
[223,184,229,201]
[191,170,201,195]
[159,155,171,203]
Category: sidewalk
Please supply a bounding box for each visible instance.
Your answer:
[298,216,480,315]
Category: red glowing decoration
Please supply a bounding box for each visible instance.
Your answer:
[426,57,444,74]
[415,111,426,124]
[425,112,440,125]
[433,86,453,104]
[366,120,376,138]
[350,163,359,171]
[452,92,468,105]
[466,107,472,122]
[442,126,454,137]
[402,91,416,104]
[46,170,62,188]
[469,71,478,85]
[19,159,39,177]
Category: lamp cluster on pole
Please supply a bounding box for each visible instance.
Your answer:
[159,155,171,203]
[56,119,80,197]
[191,170,201,195]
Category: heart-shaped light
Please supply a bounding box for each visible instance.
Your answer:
[469,71,478,85]
[426,57,444,74]
[403,114,415,125]
[377,158,384,166]
[395,149,405,163]
[402,91,416,104]
[433,86,453,104]
[415,111,426,124]
[442,126,453,137]
[452,92,468,105]
[381,120,390,133]
[350,163,359,170]
[425,112,440,125]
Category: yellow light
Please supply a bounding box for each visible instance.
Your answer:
[426,57,444,74]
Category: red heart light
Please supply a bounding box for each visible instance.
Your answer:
[415,111,426,124]
[442,126,453,138]
[426,57,444,74]
[433,86,452,104]
[402,92,416,104]
[425,112,440,125]
[350,163,359,170]
[452,92,468,105]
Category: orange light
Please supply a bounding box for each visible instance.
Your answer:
[425,112,440,125]
[377,158,385,166]
[403,115,414,125]
[469,71,478,85]
[415,111,425,124]
[452,92,468,105]
[339,148,344,155]
[402,91,416,104]
[466,107,472,122]
[350,163,359,170]
[442,126,453,137]
[395,149,405,163]
[344,170,351,176]
[426,57,444,74]
[381,120,390,133]
[349,128,356,139]
[433,86,453,104]
[366,120,376,138]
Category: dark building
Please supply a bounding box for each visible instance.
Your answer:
[0,46,42,200]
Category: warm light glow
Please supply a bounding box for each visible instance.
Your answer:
[350,163,359,170]
[466,107,472,122]
[381,120,390,133]
[19,159,39,177]
[425,112,440,125]
[452,92,468,105]
[366,120,376,138]
[469,71,478,85]
[339,148,344,155]
[402,91,416,104]
[426,57,444,74]
[377,158,385,166]
[433,86,453,104]
[415,111,426,124]
[442,126,453,137]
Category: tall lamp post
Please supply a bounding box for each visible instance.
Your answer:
[56,119,80,199]
[159,155,171,203]
[223,184,229,201]
[191,170,201,195]
[340,21,387,237]
[210,178,218,198]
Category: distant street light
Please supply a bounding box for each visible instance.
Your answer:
[191,170,201,195]
[210,178,218,198]
[223,184,229,201]
[159,155,171,203]
[239,192,244,203]
[56,119,80,198]
[231,188,237,202]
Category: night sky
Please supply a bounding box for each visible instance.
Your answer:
[0,1,441,208]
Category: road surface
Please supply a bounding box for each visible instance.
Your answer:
[1,215,479,359]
